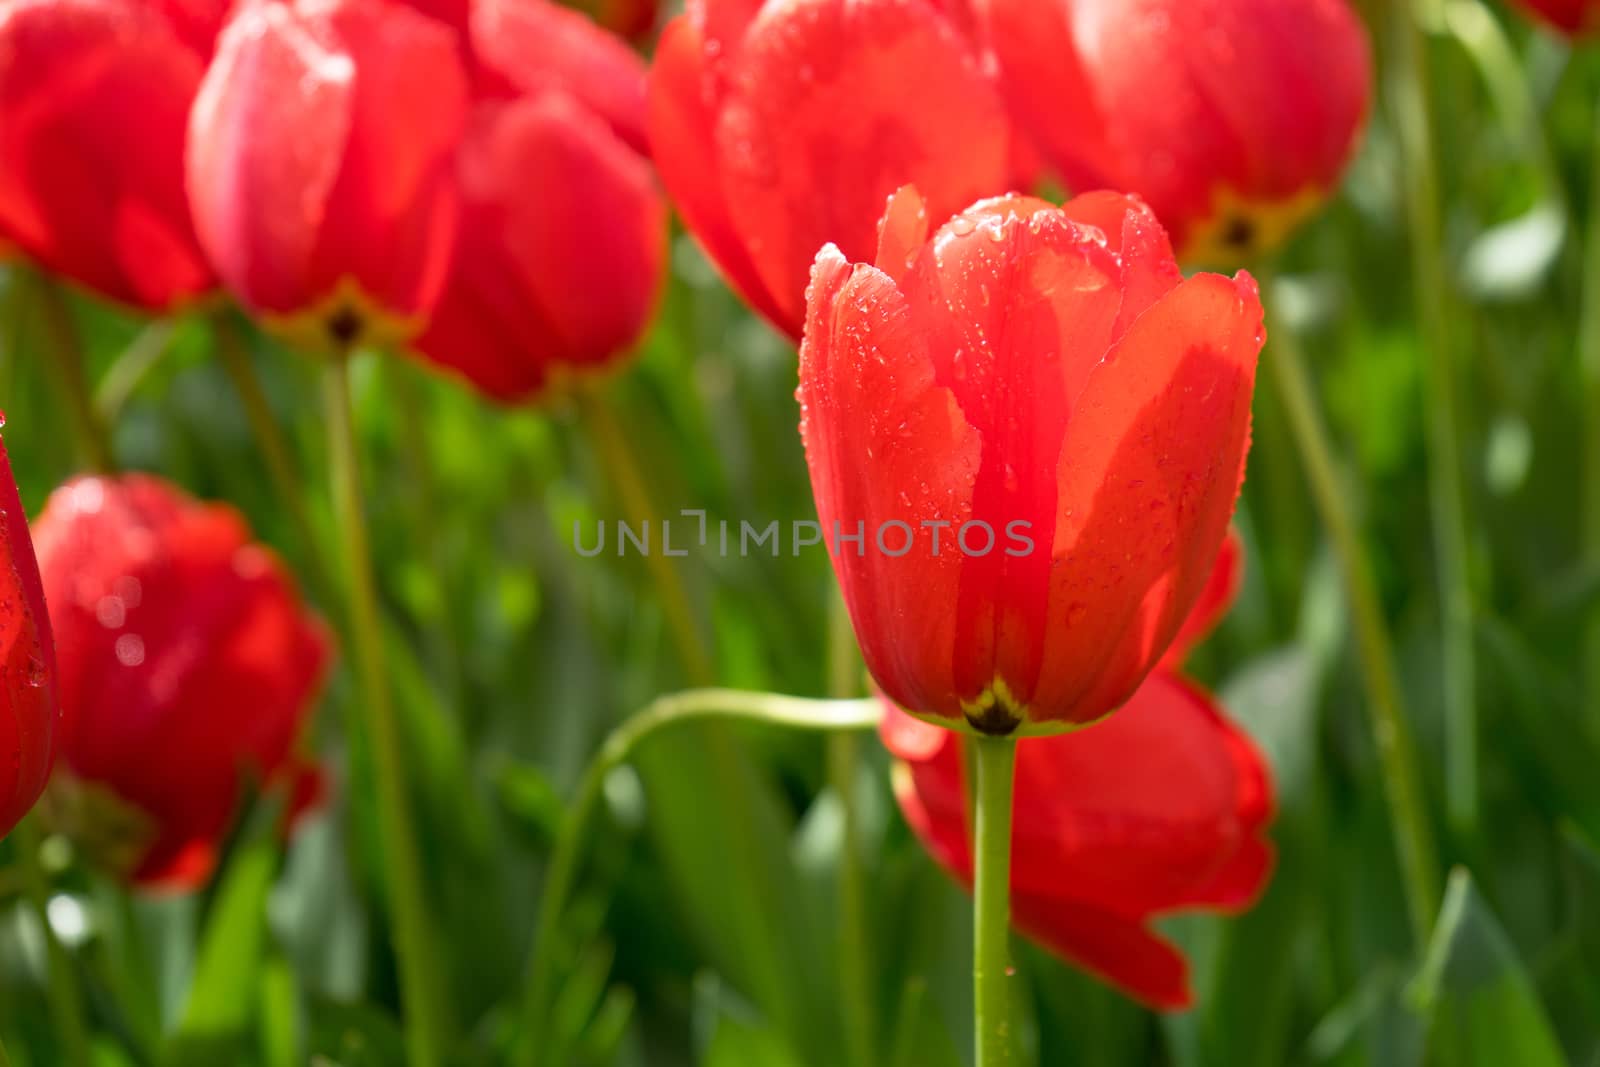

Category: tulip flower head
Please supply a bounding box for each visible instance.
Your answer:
[0,0,216,310]
[411,0,665,402]
[800,188,1262,737]
[975,0,1372,265]
[1511,0,1600,34]
[882,533,1274,1009]
[648,0,1013,339]
[32,476,329,889]
[187,0,468,353]
[0,423,58,840]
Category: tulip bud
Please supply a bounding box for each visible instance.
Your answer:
[412,94,665,402]
[0,0,215,310]
[31,475,329,889]
[648,0,1013,339]
[0,424,58,840]
[976,0,1372,264]
[186,0,468,352]
[881,533,1273,1010]
[801,187,1262,736]
[1511,0,1600,34]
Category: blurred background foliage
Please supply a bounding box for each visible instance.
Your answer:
[4,0,1600,1065]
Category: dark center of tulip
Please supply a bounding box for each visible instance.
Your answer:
[1220,214,1257,254]
[326,305,364,350]
[963,684,1024,736]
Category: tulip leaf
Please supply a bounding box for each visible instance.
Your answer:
[165,838,278,1067]
[693,974,807,1067]
[887,978,964,1067]
[1411,868,1569,1067]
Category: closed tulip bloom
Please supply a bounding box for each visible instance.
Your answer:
[800,187,1262,736]
[186,0,468,352]
[411,0,664,401]
[31,475,329,889]
[0,0,215,310]
[648,0,1012,338]
[0,426,58,840]
[1512,0,1600,33]
[882,533,1273,1009]
[976,0,1371,264]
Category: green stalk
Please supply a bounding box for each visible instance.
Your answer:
[31,274,114,473]
[15,818,91,1067]
[826,587,874,1067]
[1394,0,1480,839]
[215,315,328,598]
[972,736,1018,1067]
[1579,96,1600,739]
[322,356,448,1067]
[1263,283,1441,940]
[517,691,882,1065]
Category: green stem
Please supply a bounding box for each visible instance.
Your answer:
[0,1033,11,1067]
[518,690,882,1065]
[322,357,447,1067]
[15,818,91,1067]
[826,587,874,1067]
[94,320,177,424]
[216,315,328,598]
[972,736,1017,1067]
[1394,0,1480,840]
[1579,95,1600,740]
[577,386,714,685]
[1264,283,1441,941]
[31,274,114,473]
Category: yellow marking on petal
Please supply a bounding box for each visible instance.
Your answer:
[1181,185,1329,269]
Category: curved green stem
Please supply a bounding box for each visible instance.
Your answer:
[15,818,91,1067]
[322,357,448,1067]
[826,587,874,1067]
[1263,281,1441,942]
[216,315,328,599]
[518,690,882,1065]
[972,736,1017,1067]
[31,274,114,473]
[1394,0,1480,840]
[1579,95,1600,739]
[577,386,714,685]
[94,320,177,424]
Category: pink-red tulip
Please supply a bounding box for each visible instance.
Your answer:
[411,0,664,402]
[648,0,1013,339]
[186,0,468,351]
[0,424,57,840]
[32,475,329,889]
[975,0,1371,264]
[0,0,216,310]
[882,534,1274,1009]
[800,187,1262,736]
[1510,0,1600,33]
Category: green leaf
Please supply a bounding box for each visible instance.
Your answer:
[694,975,807,1067]
[1412,868,1569,1067]
[887,978,965,1067]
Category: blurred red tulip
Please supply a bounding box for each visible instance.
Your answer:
[975,0,1371,264]
[800,188,1262,736]
[31,475,329,889]
[881,532,1274,1010]
[0,0,216,310]
[0,425,58,841]
[412,94,665,402]
[648,0,1013,339]
[186,0,468,352]
[1511,0,1600,33]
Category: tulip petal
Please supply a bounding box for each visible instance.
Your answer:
[874,185,929,285]
[716,0,1011,334]
[647,16,789,330]
[1031,271,1262,725]
[0,431,56,839]
[1161,528,1243,669]
[1011,890,1194,1011]
[799,247,981,718]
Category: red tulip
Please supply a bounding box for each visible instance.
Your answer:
[186,0,468,352]
[975,0,1371,264]
[410,0,664,401]
[881,532,1274,1010]
[648,0,1013,339]
[0,0,215,310]
[800,187,1262,736]
[0,425,58,840]
[31,475,330,889]
[1511,0,1600,33]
